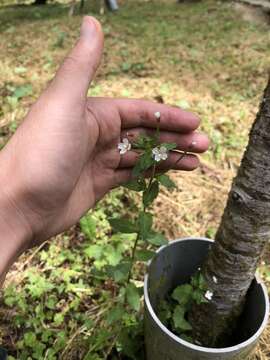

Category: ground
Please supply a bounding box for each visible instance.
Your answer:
[0,0,269,359]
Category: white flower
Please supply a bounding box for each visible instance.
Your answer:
[198,267,201,271]
[118,138,131,155]
[152,146,168,162]
[213,276,218,284]
[205,290,213,301]
[154,111,161,119]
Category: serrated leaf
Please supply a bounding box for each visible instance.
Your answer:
[126,283,141,311]
[143,181,159,207]
[24,332,37,347]
[138,212,153,240]
[124,178,146,191]
[172,284,193,306]
[135,249,155,262]
[109,218,137,234]
[106,262,131,283]
[80,215,96,240]
[146,231,168,246]
[107,305,125,325]
[84,245,103,260]
[105,247,123,266]
[173,305,192,332]
[157,174,177,189]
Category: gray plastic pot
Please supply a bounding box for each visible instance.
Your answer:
[144,237,269,360]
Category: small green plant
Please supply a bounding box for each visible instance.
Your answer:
[84,111,202,358]
[157,271,211,344]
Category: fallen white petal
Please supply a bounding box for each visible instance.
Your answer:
[205,290,213,301]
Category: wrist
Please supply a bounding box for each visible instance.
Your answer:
[0,180,33,285]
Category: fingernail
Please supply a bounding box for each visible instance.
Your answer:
[80,16,96,38]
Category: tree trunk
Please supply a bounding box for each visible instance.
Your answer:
[190,78,270,347]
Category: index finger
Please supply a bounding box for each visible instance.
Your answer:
[114,99,200,133]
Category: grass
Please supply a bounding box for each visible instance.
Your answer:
[0,0,270,359]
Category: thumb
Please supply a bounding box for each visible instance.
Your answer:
[50,16,104,100]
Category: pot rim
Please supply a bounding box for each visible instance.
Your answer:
[144,237,270,354]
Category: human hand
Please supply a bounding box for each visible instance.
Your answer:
[0,17,209,274]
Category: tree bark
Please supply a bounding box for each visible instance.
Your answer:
[190,78,270,347]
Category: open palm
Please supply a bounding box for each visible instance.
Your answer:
[0,17,209,249]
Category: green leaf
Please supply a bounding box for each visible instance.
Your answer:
[106,262,131,283]
[192,290,208,305]
[132,151,154,177]
[173,305,192,332]
[80,215,96,240]
[126,283,141,311]
[172,284,193,306]
[138,212,153,240]
[157,300,172,325]
[146,231,168,246]
[191,272,207,290]
[135,249,155,261]
[107,305,125,325]
[12,84,33,99]
[24,332,37,347]
[157,174,177,189]
[109,218,137,233]
[105,246,123,266]
[118,329,142,360]
[124,178,146,191]
[84,244,103,260]
[45,295,57,310]
[143,181,159,207]
[25,272,53,298]
[160,142,177,151]
[53,312,64,326]
[133,134,157,150]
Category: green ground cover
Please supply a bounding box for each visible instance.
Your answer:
[0,0,269,358]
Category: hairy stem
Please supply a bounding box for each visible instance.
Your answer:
[127,232,140,284]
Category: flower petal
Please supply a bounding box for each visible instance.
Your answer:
[161,153,168,160]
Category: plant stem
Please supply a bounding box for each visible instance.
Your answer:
[127,232,140,283]
[126,165,156,285]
